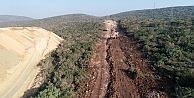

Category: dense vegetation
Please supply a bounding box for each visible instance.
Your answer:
[0,14,104,31]
[24,22,102,98]
[111,6,194,20]
[120,18,194,97]
[3,6,194,29]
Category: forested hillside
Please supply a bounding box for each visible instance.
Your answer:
[2,6,194,29]
[120,18,194,97]
[0,15,33,23]
[0,14,104,31]
[111,6,194,20]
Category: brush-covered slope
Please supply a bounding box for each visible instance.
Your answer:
[111,6,194,20]
[0,14,104,31]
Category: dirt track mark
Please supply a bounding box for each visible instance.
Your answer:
[106,39,140,98]
[85,32,109,98]
[85,19,116,98]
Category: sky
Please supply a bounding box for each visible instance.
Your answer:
[0,0,194,19]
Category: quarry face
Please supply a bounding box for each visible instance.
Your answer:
[0,27,63,98]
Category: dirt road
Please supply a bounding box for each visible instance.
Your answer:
[84,20,168,98]
[0,27,63,98]
[84,20,116,98]
[106,38,140,98]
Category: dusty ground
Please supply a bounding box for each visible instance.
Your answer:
[106,37,168,98]
[84,20,169,98]
[84,20,116,98]
[0,27,63,98]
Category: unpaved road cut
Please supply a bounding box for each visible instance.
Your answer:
[0,27,63,98]
[85,19,117,98]
[85,20,168,98]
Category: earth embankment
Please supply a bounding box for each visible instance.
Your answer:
[0,27,63,98]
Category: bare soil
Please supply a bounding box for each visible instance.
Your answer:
[0,27,63,98]
[84,20,112,98]
[84,20,171,98]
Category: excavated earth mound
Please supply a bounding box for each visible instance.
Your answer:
[0,27,63,98]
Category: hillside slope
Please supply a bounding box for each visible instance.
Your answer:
[111,6,194,20]
[0,15,34,23]
[0,27,63,98]
[0,14,104,31]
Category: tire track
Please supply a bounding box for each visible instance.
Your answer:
[106,39,140,98]
[85,19,115,98]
